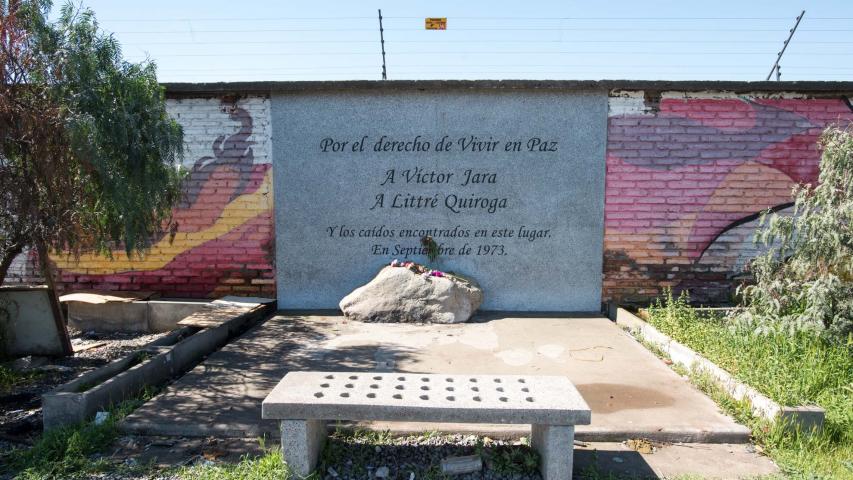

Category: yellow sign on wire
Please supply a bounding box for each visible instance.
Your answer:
[425,17,447,30]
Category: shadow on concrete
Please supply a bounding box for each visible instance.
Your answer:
[574,448,658,479]
[123,315,418,437]
[469,310,603,323]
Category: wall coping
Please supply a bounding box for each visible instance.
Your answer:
[162,79,853,97]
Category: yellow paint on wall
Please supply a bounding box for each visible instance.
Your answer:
[54,170,273,274]
[704,162,796,213]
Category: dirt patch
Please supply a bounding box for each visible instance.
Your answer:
[0,329,168,446]
[576,383,675,414]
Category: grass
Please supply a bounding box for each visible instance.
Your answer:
[643,291,853,480]
[178,449,302,480]
[0,364,45,394]
[176,432,537,480]
[0,387,159,480]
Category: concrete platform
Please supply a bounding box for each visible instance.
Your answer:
[122,313,751,443]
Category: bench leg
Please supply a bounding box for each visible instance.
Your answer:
[531,424,574,480]
[280,419,326,478]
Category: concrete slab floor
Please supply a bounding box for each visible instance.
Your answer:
[122,314,751,443]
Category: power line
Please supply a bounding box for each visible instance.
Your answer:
[99,15,853,22]
[124,51,853,57]
[155,65,853,72]
[109,27,852,34]
[122,40,853,46]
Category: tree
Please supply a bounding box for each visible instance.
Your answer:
[738,125,853,339]
[0,0,184,285]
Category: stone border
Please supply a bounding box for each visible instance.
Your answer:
[43,304,272,430]
[612,307,824,433]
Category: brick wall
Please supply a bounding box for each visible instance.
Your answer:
[46,96,276,298]
[603,91,853,304]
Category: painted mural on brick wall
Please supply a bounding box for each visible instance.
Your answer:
[47,97,275,298]
[604,94,853,303]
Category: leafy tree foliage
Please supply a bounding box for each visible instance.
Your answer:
[738,125,853,339]
[0,0,184,284]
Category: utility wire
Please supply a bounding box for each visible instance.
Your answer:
[122,40,853,46]
[126,51,852,57]
[100,15,853,21]
[109,27,853,34]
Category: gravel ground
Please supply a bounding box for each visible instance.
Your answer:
[0,328,168,445]
[319,432,543,480]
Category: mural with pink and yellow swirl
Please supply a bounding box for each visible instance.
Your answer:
[603,94,853,303]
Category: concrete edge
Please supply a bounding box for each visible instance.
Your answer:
[161,79,853,97]
[613,307,825,432]
[44,304,274,430]
[66,299,211,334]
[119,419,750,444]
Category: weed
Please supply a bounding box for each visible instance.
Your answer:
[0,364,44,394]
[485,444,540,474]
[1,387,159,479]
[179,449,308,480]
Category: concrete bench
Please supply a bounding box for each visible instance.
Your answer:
[262,371,591,479]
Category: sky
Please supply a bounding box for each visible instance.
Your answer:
[53,0,853,83]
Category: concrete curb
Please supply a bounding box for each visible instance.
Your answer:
[613,307,824,433]
[117,419,752,445]
[66,299,209,333]
[43,304,273,430]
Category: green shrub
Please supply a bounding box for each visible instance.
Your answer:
[738,125,853,340]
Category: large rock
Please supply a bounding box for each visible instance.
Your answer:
[339,266,483,323]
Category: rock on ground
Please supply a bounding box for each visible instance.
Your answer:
[340,266,483,324]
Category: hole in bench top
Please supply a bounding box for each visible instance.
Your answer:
[420,395,429,400]
[349,375,358,380]
[345,384,354,388]
[340,392,350,398]
[446,396,455,401]
[325,375,334,379]
[446,378,454,383]
[473,396,481,402]
[320,383,330,388]
[499,397,508,402]
[518,379,526,383]
[393,394,403,399]
[494,378,502,383]
[521,387,530,393]
[367,393,376,399]
[370,384,379,389]
[421,377,430,382]
[496,387,504,392]
[397,376,406,381]
[420,386,430,391]
[373,376,383,380]
[395,385,404,390]
[471,386,479,392]
[314,392,323,398]
[469,378,477,383]
[446,387,455,392]
[526,397,535,402]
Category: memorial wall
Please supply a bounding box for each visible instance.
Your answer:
[272,90,607,310]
